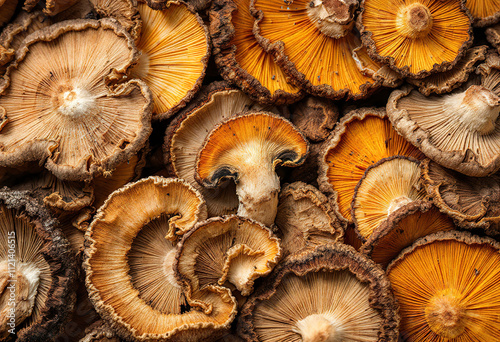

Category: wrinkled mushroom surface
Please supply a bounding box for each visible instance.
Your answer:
[464,0,500,27]
[90,0,142,42]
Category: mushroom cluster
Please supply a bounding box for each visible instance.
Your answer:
[0,0,499,341]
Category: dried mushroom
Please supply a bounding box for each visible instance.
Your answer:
[80,320,121,342]
[358,0,473,78]
[238,244,399,342]
[421,159,500,234]
[90,0,142,42]
[387,231,500,341]
[486,25,500,50]
[130,2,210,120]
[360,200,455,269]
[352,45,403,88]
[0,0,18,27]
[210,0,302,105]
[196,112,308,226]
[464,0,500,27]
[0,19,152,182]
[24,0,80,16]
[318,107,423,222]
[289,96,339,142]
[275,182,344,257]
[0,190,76,341]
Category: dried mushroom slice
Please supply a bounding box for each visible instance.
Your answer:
[486,25,500,51]
[176,215,280,303]
[251,0,380,100]
[352,156,427,241]
[210,0,302,105]
[275,182,344,257]
[130,2,210,120]
[85,177,237,341]
[196,112,308,226]
[360,200,455,269]
[0,0,18,27]
[387,78,500,176]
[0,19,152,182]
[387,231,500,341]
[238,244,399,342]
[407,45,488,96]
[352,45,402,88]
[0,190,76,341]
[421,159,500,234]
[289,96,338,142]
[464,0,500,27]
[358,0,473,78]
[318,107,424,222]
[90,0,142,42]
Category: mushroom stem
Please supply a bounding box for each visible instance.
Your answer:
[425,289,465,339]
[293,314,344,342]
[396,3,433,39]
[307,0,357,38]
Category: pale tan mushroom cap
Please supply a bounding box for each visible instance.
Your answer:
[0,19,152,181]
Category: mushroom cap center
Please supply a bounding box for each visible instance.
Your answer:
[425,289,465,339]
[307,0,357,38]
[56,87,97,119]
[293,314,344,342]
[162,248,181,289]
[387,196,413,215]
[396,3,433,39]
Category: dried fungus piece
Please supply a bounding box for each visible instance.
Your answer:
[251,0,380,100]
[0,19,152,182]
[0,190,76,341]
[289,96,338,142]
[360,200,454,269]
[0,0,18,27]
[275,182,344,257]
[90,0,142,42]
[130,2,210,120]
[464,0,500,27]
[238,244,399,342]
[358,0,473,78]
[352,45,403,88]
[387,231,500,341]
[80,320,121,342]
[210,0,302,105]
[486,25,500,50]
[23,0,80,16]
[318,107,424,222]
[85,177,237,341]
[196,112,308,226]
[421,159,500,234]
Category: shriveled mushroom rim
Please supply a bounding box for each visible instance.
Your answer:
[91,0,142,42]
[249,0,380,100]
[387,85,500,177]
[210,0,303,105]
[356,0,474,79]
[486,25,500,50]
[238,243,399,341]
[471,7,500,27]
[0,189,76,341]
[195,111,309,188]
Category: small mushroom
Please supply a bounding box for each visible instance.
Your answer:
[195,112,308,226]
[387,231,500,341]
[90,0,142,42]
[463,0,500,27]
[238,244,400,342]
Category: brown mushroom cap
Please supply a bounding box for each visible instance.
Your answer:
[358,0,473,78]
[289,96,339,142]
[486,25,500,51]
[196,112,308,226]
[210,0,302,105]
[387,231,500,341]
[0,19,152,182]
[238,244,400,342]
[421,159,500,234]
[90,0,142,42]
[464,0,500,27]
[360,200,455,269]
[318,107,424,222]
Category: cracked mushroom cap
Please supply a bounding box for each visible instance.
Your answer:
[196,112,308,226]
[387,231,500,341]
[318,107,424,223]
[464,0,500,27]
[358,0,473,79]
[0,190,76,341]
[238,244,400,342]
[289,96,339,142]
[352,156,427,241]
[84,177,239,341]
[387,58,500,176]
[421,159,500,234]
[0,0,19,27]
[129,2,210,120]
[360,200,455,269]
[0,19,152,182]
[251,0,381,100]
[275,182,344,257]
[210,0,302,105]
[90,0,142,42]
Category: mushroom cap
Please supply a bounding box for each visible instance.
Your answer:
[210,0,302,105]
[251,0,380,100]
[421,159,500,234]
[238,244,400,342]
[464,0,500,27]
[352,44,403,88]
[275,182,344,257]
[90,0,142,42]
[387,78,500,176]
[289,96,339,142]
[0,189,76,341]
[407,45,488,96]
[358,0,473,78]
[360,200,455,269]
[23,0,81,16]
[387,231,500,341]
[0,19,153,182]
[85,176,238,341]
[486,25,500,51]
[318,107,424,222]
[129,2,210,120]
